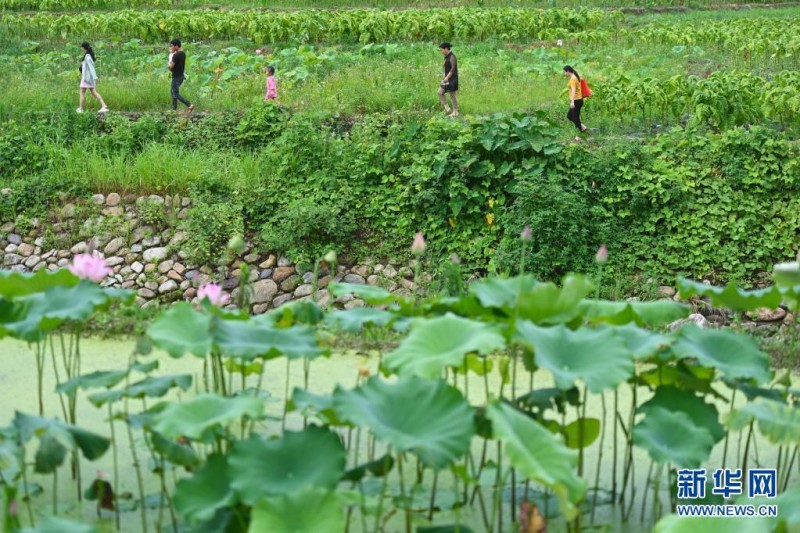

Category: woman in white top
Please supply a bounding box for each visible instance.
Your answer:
[77,42,108,113]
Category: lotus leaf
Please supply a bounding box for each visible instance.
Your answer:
[173,453,235,524]
[727,398,800,446]
[153,394,263,441]
[672,326,771,384]
[249,488,344,533]
[632,407,715,468]
[147,303,213,358]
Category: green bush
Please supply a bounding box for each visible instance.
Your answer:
[259,196,357,265]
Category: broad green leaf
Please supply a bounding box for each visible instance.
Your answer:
[34,429,68,473]
[88,374,192,407]
[655,514,771,533]
[14,412,110,468]
[329,283,397,305]
[384,314,505,379]
[561,418,601,449]
[213,317,324,360]
[4,281,123,340]
[677,278,782,312]
[727,398,800,446]
[0,269,78,298]
[325,308,395,332]
[578,300,689,327]
[632,407,715,468]
[486,401,585,520]
[515,322,634,393]
[605,324,674,360]
[333,376,474,469]
[229,427,346,505]
[56,369,129,397]
[287,388,344,425]
[153,394,263,441]
[516,275,595,324]
[638,386,725,443]
[249,488,344,533]
[343,454,394,482]
[20,516,97,533]
[515,387,580,415]
[469,275,537,309]
[173,453,235,524]
[672,326,771,383]
[147,303,212,358]
[150,431,202,469]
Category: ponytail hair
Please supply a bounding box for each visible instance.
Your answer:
[563,65,580,81]
[81,42,95,61]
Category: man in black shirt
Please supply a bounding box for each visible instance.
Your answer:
[168,38,194,112]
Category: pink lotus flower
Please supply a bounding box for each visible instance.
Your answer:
[198,283,230,306]
[521,225,532,241]
[411,232,426,256]
[69,253,111,282]
[595,244,608,264]
[255,49,263,55]
[8,499,17,517]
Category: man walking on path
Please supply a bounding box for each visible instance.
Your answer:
[438,42,459,117]
[168,39,194,112]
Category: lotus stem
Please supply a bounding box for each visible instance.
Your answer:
[282,358,290,432]
[640,460,654,522]
[19,445,35,526]
[53,466,58,516]
[49,336,68,422]
[741,421,754,476]
[592,393,607,522]
[34,341,44,416]
[124,390,148,533]
[612,388,619,501]
[721,388,737,469]
[373,446,391,533]
[428,471,438,521]
[782,446,798,492]
[108,403,121,530]
[397,453,411,533]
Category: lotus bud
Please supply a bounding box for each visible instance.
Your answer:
[521,225,532,241]
[198,282,230,306]
[255,49,263,55]
[595,244,608,264]
[449,253,461,265]
[227,234,246,254]
[8,499,17,517]
[556,39,563,47]
[411,232,426,256]
[69,253,111,283]
[97,469,108,480]
[324,250,338,264]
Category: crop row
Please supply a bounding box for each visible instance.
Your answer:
[597,70,800,129]
[0,7,620,42]
[3,6,800,53]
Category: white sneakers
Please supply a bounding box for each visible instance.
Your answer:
[77,107,109,113]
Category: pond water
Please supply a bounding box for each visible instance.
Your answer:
[0,338,796,532]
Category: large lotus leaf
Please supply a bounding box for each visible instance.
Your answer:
[333,376,474,469]
[287,388,345,426]
[229,427,346,505]
[516,275,595,324]
[4,281,119,339]
[329,283,397,305]
[561,418,600,450]
[325,308,395,332]
[270,300,325,326]
[632,407,715,468]
[173,453,235,524]
[383,314,505,379]
[677,278,782,312]
[468,275,538,309]
[486,401,584,520]
[578,300,690,327]
[14,412,110,466]
[515,322,633,393]
[153,394,263,441]
[727,398,800,446]
[249,488,344,533]
[638,386,725,443]
[672,326,771,383]
[212,317,324,360]
[0,299,35,340]
[56,369,130,397]
[655,515,771,533]
[20,515,97,533]
[0,269,79,298]
[605,324,674,360]
[147,303,213,358]
[34,427,69,473]
[150,430,202,468]
[88,374,192,407]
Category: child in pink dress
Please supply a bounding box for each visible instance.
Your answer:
[264,66,277,102]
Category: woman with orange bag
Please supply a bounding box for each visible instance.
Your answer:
[563,65,588,141]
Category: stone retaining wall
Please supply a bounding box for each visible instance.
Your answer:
[0,193,419,312]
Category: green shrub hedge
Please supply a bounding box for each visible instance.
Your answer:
[1,110,797,284]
